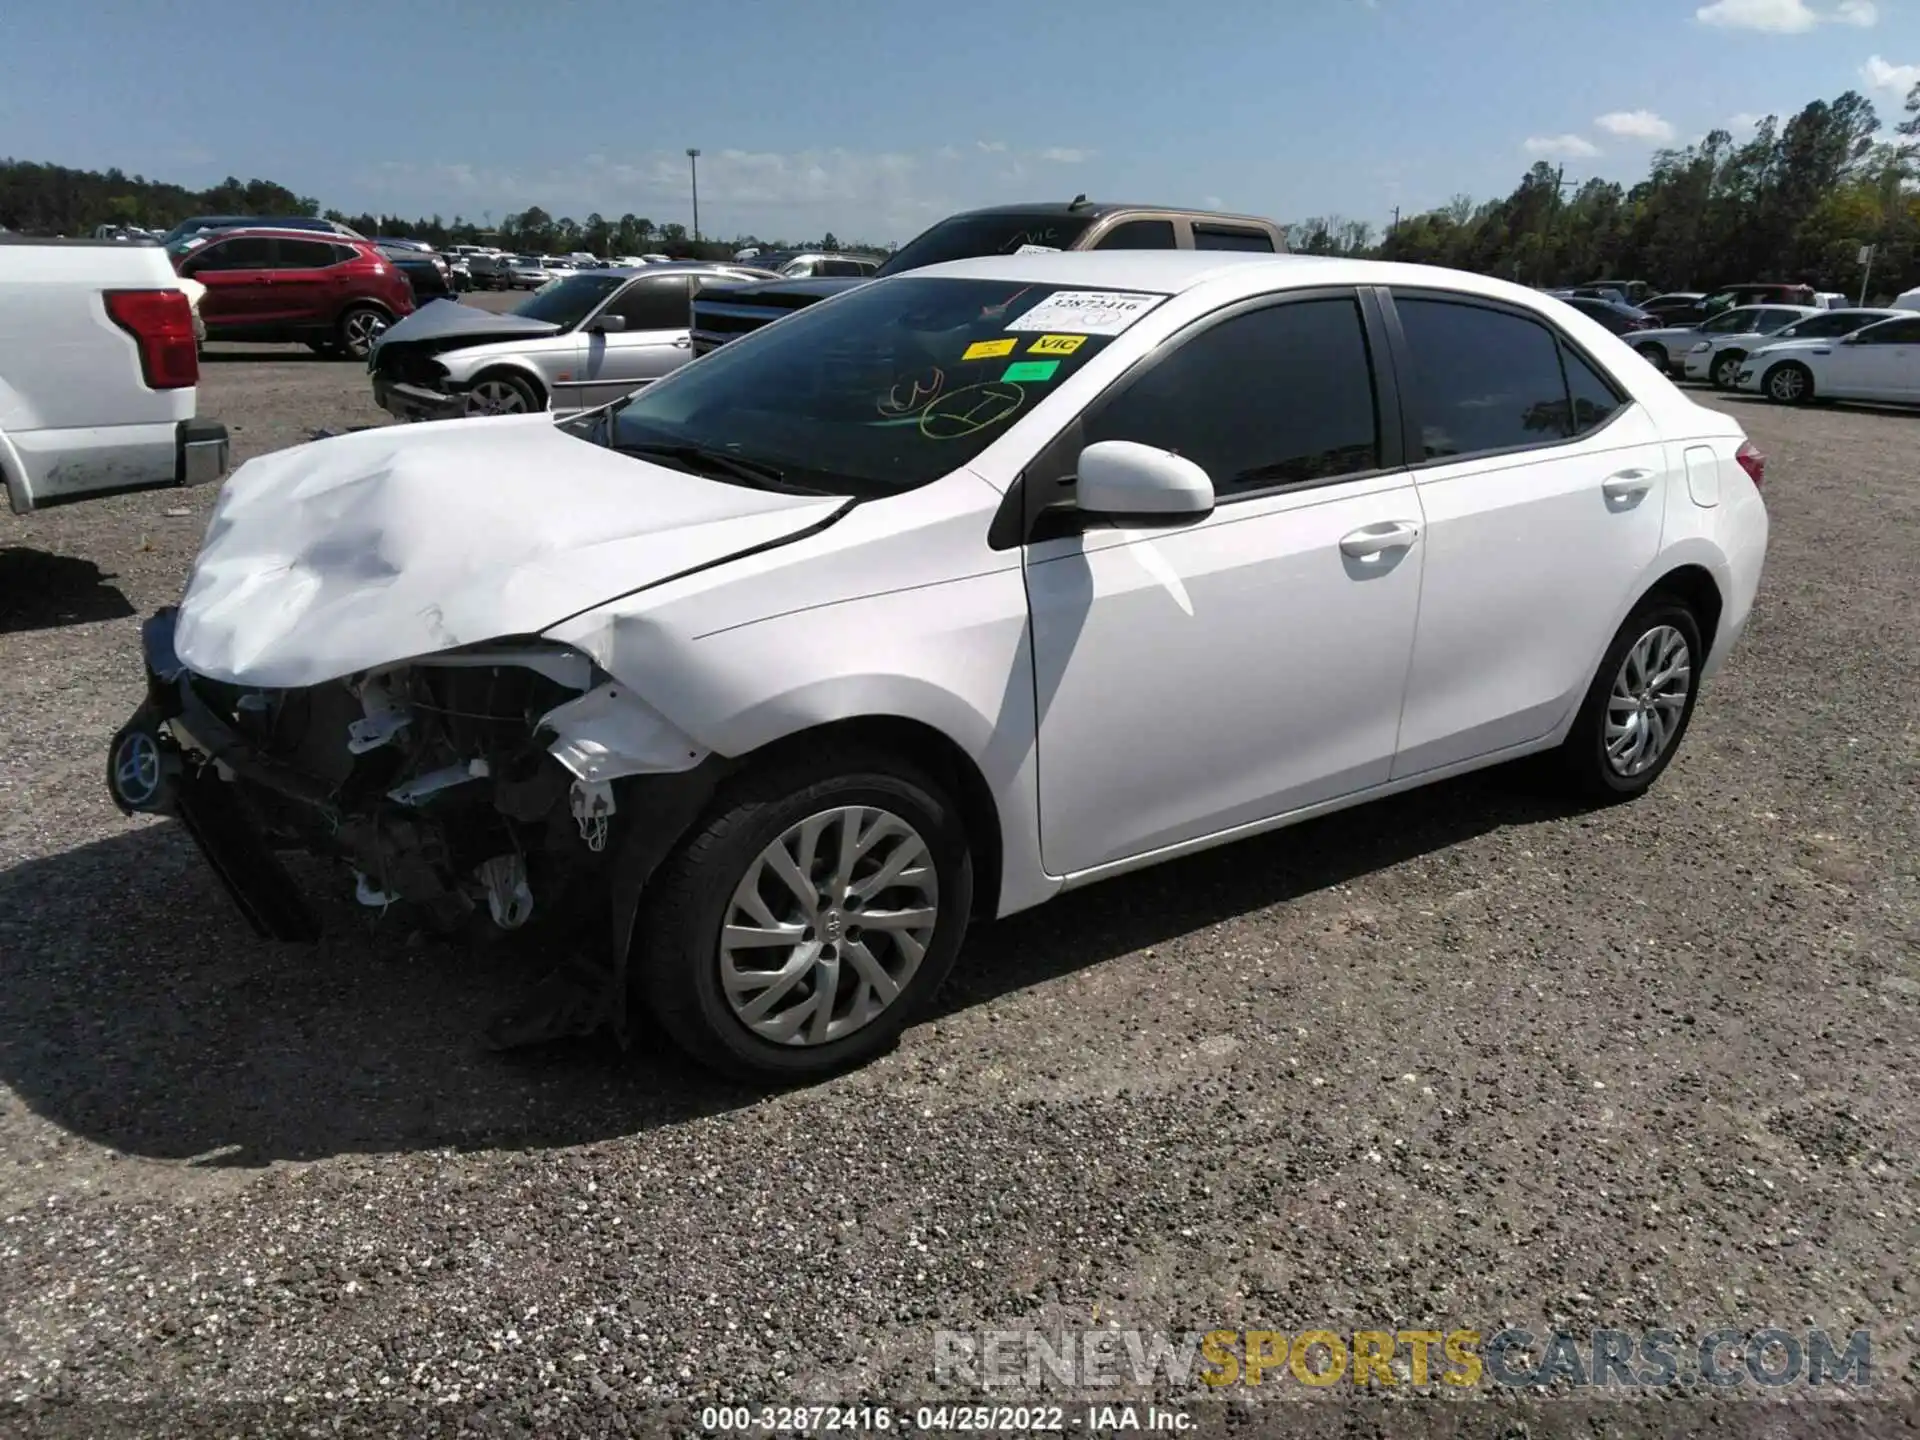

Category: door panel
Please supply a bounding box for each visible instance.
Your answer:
[1392,413,1667,775]
[1028,473,1425,876]
[565,275,696,409]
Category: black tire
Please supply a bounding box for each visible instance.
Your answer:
[1763,361,1814,405]
[634,747,974,1080]
[1710,351,1745,390]
[335,304,390,361]
[1635,343,1668,373]
[1554,598,1704,803]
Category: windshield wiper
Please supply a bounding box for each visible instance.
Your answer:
[614,440,828,495]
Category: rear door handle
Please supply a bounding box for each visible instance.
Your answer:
[1602,469,1654,501]
[1339,521,1420,559]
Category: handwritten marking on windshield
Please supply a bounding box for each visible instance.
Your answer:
[918,382,1026,440]
[878,368,946,417]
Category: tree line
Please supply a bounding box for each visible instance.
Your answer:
[6,79,1919,295]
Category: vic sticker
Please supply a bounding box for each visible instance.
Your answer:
[1027,334,1085,356]
[1003,290,1166,336]
[962,339,1018,361]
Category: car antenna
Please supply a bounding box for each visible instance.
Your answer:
[1068,194,1089,210]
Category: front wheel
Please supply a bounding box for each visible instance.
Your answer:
[466,370,543,415]
[1554,599,1703,803]
[1635,343,1668,373]
[634,750,974,1079]
[1711,351,1745,390]
[336,305,390,361]
[1764,361,1814,405]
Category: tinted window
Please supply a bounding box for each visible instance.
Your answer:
[513,272,625,327]
[1776,311,1860,339]
[876,212,1095,275]
[1396,297,1571,459]
[1192,224,1277,253]
[1084,298,1379,491]
[1856,316,1920,344]
[1095,219,1178,250]
[277,238,342,269]
[189,236,274,271]
[1701,309,1760,334]
[821,259,867,276]
[1562,346,1623,435]
[1755,309,1802,331]
[609,275,694,329]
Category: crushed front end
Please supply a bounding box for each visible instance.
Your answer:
[108,608,721,1046]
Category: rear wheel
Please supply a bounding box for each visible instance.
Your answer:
[1711,351,1745,390]
[1554,599,1703,802]
[467,370,543,415]
[1635,343,1668,373]
[634,749,973,1080]
[1764,361,1814,405]
[335,305,390,361]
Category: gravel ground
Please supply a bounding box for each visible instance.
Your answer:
[0,334,1915,1435]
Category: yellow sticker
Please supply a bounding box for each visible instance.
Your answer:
[962,338,1018,361]
[1027,334,1085,356]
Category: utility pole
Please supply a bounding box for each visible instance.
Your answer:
[686,148,702,244]
[1858,243,1876,306]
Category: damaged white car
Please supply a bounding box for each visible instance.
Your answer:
[110,252,1768,1079]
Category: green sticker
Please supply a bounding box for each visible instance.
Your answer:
[1000,359,1060,383]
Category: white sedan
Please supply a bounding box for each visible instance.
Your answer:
[107,253,1769,1078]
[1736,311,1920,405]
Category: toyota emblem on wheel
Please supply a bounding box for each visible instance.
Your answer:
[110,728,163,811]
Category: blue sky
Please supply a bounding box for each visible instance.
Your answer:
[5,0,1916,244]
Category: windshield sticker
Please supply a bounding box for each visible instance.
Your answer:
[1027,334,1085,356]
[918,382,1026,440]
[1014,243,1061,255]
[1004,290,1167,336]
[877,368,945,417]
[1000,359,1059,383]
[962,338,1018,361]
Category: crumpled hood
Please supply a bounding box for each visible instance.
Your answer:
[371,298,561,355]
[173,415,848,689]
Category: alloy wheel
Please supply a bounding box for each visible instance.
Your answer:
[718,805,939,1047]
[342,309,389,358]
[1768,366,1807,403]
[469,379,531,414]
[1605,625,1691,778]
[1713,354,1741,389]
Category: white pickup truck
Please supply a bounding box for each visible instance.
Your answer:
[1,236,228,514]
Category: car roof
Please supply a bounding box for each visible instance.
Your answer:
[583,261,777,280]
[901,250,1518,301]
[190,226,366,244]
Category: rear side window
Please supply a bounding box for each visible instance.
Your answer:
[1192,224,1276,252]
[1084,297,1380,492]
[277,239,342,268]
[1395,298,1573,459]
[1561,346,1623,435]
[1094,219,1178,250]
[1857,316,1920,344]
[190,236,273,271]
[609,275,694,329]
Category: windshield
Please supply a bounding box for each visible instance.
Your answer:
[512,272,626,328]
[876,212,1096,277]
[579,275,1164,498]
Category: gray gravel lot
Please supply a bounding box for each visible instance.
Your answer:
[0,332,1915,1432]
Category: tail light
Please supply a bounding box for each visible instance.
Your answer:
[1735,440,1765,490]
[104,289,198,389]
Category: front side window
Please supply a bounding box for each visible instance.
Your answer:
[1855,316,1920,344]
[513,272,626,328]
[1776,311,1857,340]
[608,275,694,329]
[1095,219,1178,250]
[186,236,274,272]
[1082,297,1380,491]
[1394,298,1574,459]
[584,276,1148,498]
[1702,308,1760,335]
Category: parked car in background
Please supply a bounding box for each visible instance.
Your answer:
[378,242,455,305]
[1738,311,1920,404]
[1691,307,1898,390]
[1575,278,1652,304]
[1893,286,1920,312]
[172,227,415,360]
[505,256,558,289]
[1679,305,1818,387]
[1559,295,1660,336]
[1811,292,1850,310]
[1702,282,1816,315]
[114,252,1768,1077]
[1630,303,1807,375]
[0,234,227,513]
[774,252,884,279]
[1638,292,1707,325]
[690,199,1288,355]
[160,215,364,247]
[369,261,777,420]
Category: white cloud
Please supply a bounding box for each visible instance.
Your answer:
[975,140,1008,153]
[1523,133,1602,158]
[1861,53,1920,94]
[1595,109,1677,142]
[1695,0,1876,27]
[1727,111,1768,129]
[1201,194,1224,208]
[1034,146,1095,163]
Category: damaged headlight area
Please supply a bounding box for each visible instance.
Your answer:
[108,608,716,1042]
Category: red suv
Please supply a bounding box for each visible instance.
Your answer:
[171,227,415,360]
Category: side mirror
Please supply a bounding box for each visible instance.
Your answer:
[1074,440,1214,519]
[589,313,627,334]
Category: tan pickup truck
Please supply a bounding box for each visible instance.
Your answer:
[691,198,1288,356]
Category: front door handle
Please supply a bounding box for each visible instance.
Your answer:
[1339,521,1420,559]
[1603,469,1654,501]
[672,336,692,349]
